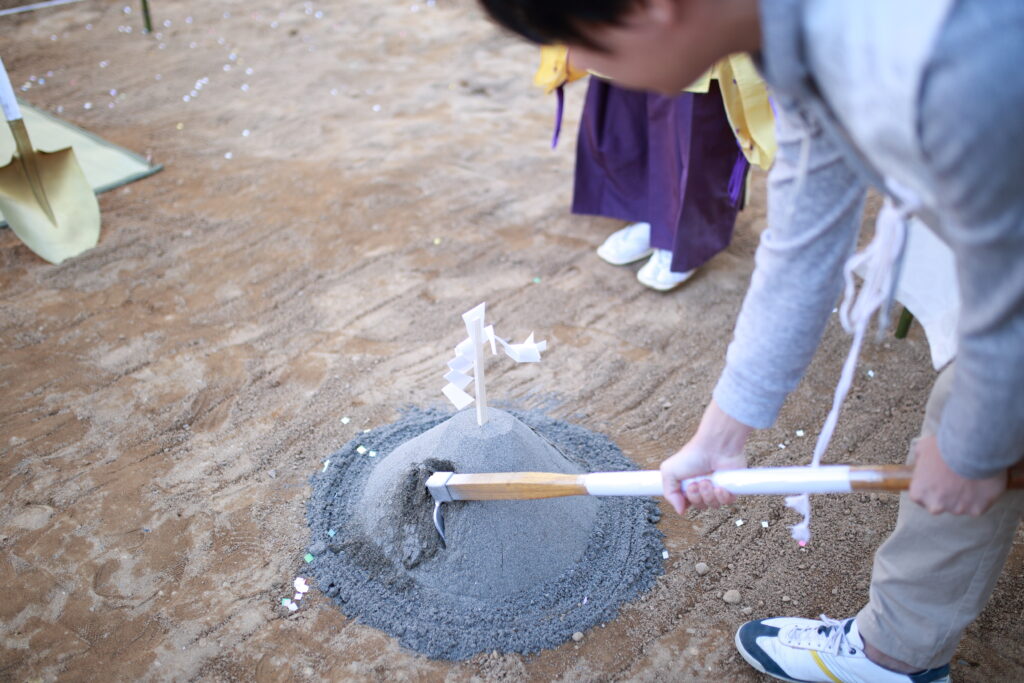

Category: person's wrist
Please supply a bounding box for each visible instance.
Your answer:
[695,400,753,457]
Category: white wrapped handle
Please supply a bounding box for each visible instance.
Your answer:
[0,57,21,122]
[582,466,854,497]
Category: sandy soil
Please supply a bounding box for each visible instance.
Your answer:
[1,1,1022,681]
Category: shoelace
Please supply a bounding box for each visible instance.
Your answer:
[785,615,858,656]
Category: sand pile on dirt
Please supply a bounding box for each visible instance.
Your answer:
[306,407,664,660]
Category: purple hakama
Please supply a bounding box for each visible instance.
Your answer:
[572,78,748,273]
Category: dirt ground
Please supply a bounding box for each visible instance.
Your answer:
[1,1,1022,681]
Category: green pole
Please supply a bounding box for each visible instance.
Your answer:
[140,0,153,34]
[894,307,914,339]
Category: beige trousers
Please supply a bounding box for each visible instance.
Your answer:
[856,364,1024,669]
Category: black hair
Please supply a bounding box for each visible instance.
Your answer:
[477,0,635,49]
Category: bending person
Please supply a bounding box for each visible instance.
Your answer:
[486,1,1024,682]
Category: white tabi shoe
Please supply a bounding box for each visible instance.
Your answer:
[596,222,654,265]
[636,249,695,291]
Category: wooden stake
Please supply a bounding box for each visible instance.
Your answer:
[467,311,488,426]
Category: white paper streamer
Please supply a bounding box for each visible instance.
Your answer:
[441,302,547,425]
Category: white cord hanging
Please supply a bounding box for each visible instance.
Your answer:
[786,193,916,544]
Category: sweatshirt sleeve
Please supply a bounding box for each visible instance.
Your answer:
[713,101,867,428]
[918,8,1024,478]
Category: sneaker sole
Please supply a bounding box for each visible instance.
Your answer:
[636,269,694,291]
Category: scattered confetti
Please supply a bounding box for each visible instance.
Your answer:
[327,529,336,537]
[661,550,669,560]
[281,598,298,612]
[371,104,381,112]
[176,122,184,130]
[242,129,251,137]
[778,443,786,449]
[362,429,371,434]
[294,577,310,594]
[83,102,93,110]
[795,429,805,437]
[322,459,330,472]
[368,451,377,458]
[356,445,367,455]
[761,521,769,528]
[340,416,351,424]
[735,519,745,527]
[224,152,233,160]
[303,553,314,563]
[532,277,542,284]
[432,237,441,245]
[866,370,875,378]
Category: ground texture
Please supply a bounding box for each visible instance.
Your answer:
[1,0,1022,681]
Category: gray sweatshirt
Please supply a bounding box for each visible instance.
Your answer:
[713,0,1024,479]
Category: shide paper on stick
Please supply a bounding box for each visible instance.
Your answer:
[440,302,547,425]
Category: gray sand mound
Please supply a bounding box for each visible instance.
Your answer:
[306,407,664,660]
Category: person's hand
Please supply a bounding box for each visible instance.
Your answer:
[909,435,1006,516]
[660,400,752,514]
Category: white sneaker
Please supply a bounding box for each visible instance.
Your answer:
[636,249,695,291]
[735,615,951,683]
[596,222,653,265]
